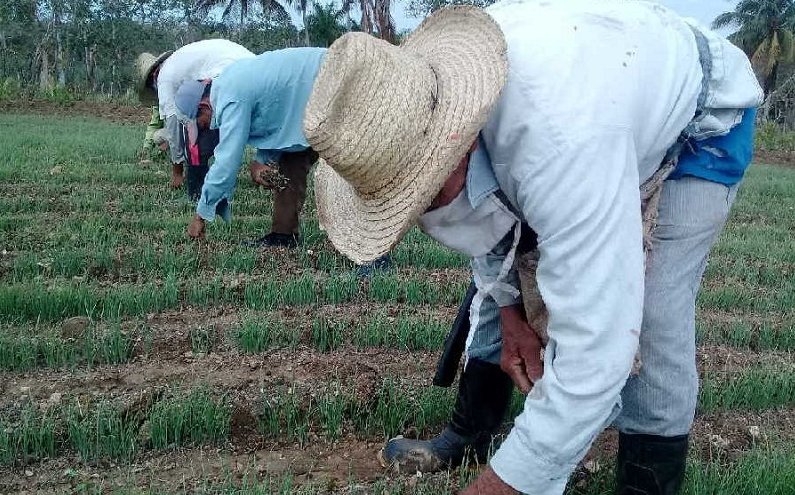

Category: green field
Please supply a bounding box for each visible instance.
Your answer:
[1,112,794,494]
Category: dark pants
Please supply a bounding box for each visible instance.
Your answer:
[271,149,318,235]
[185,127,220,201]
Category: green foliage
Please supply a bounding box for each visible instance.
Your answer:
[755,121,795,151]
[0,323,135,371]
[0,404,58,465]
[236,317,300,352]
[713,0,795,92]
[190,326,218,354]
[66,400,138,461]
[305,2,347,47]
[258,390,312,446]
[0,78,23,102]
[700,369,795,412]
[310,316,343,351]
[149,388,231,449]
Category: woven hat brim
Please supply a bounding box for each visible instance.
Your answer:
[137,51,173,105]
[313,7,507,264]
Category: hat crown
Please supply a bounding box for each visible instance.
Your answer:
[136,53,158,80]
[305,33,438,197]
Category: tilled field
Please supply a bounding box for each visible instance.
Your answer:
[1,112,794,494]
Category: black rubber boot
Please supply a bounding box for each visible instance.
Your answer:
[379,359,514,473]
[616,433,689,495]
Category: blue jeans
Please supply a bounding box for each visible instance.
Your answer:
[466,176,739,437]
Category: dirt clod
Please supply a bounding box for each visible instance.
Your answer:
[61,316,91,340]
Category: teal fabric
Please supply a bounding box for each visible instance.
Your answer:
[197,47,326,221]
[670,108,757,186]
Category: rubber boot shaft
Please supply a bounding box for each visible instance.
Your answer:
[616,433,689,495]
[449,358,515,460]
[380,359,514,472]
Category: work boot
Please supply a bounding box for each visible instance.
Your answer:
[616,433,689,495]
[244,232,300,248]
[379,359,514,473]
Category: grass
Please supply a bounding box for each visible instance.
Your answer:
[66,399,139,461]
[0,322,136,371]
[148,388,231,449]
[0,113,794,493]
[0,404,57,465]
[699,368,795,413]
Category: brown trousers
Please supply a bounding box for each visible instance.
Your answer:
[271,149,318,235]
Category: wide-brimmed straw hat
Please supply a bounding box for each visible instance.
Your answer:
[136,51,173,105]
[304,6,507,265]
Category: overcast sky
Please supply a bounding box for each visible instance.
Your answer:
[392,0,738,32]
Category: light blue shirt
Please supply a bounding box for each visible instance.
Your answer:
[197,47,327,221]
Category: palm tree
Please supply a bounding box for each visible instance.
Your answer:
[286,0,312,45]
[305,2,347,46]
[713,0,795,96]
[195,0,290,36]
[341,0,395,43]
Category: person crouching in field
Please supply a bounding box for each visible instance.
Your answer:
[304,3,762,494]
[136,39,253,199]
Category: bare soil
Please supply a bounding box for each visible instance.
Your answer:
[2,307,793,493]
[1,99,148,125]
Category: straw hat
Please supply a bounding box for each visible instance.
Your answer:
[304,6,507,265]
[135,51,173,105]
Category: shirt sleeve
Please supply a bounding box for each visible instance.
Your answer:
[471,232,522,307]
[196,99,252,222]
[163,115,185,165]
[489,129,644,494]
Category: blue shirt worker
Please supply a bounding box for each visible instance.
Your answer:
[302,2,762,495]
[175,47,326,248]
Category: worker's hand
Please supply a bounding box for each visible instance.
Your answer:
[500,304,544,394]
[187,215,206,239]
[459,467,519,495]
[249,160,276,187]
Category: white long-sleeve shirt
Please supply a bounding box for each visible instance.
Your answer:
[474,1,762,493]
[156,39,254,119]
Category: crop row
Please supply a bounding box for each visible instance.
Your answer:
[4,365,795,467]
[0,380,457,467]
[0,310,451,371]
[0,274,470,323]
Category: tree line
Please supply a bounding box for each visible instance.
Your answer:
[0,0,418,98]
[3,0,791,120]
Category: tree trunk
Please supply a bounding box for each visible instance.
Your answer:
[764,62,779,97]
[39,50,51,91]
[303,11,310,46]
[56,29,66,86]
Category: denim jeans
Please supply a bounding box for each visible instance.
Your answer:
[466,175,739,437]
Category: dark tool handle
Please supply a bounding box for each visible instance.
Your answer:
[433,281,478,387]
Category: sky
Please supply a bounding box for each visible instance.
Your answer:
[391,0,738,32]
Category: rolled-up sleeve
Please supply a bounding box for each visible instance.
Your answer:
[196,100,252,222]
[489,129,644,494]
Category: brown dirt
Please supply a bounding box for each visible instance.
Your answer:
[2,308,794,494]
[0,99,148,125]
[754,149,795,168]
